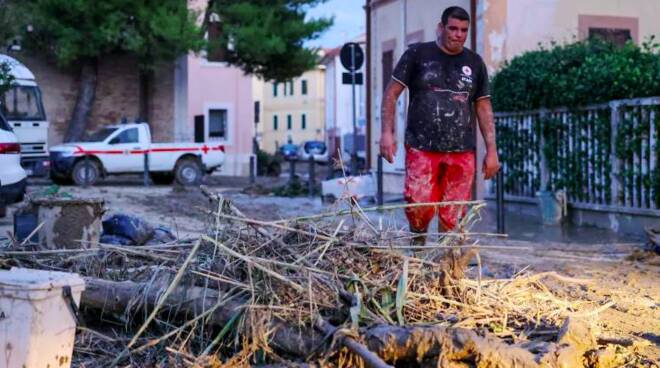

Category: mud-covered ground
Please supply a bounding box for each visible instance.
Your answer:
[1,178,658,364]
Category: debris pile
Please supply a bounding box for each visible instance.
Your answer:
[0,187,650,367]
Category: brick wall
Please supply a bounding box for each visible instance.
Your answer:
[14,52,175,145]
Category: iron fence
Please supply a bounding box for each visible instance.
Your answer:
[494,96,660,212]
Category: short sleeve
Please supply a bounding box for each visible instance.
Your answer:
[391,46,417,88]
[473,58,490,101]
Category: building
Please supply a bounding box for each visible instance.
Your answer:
[261,66,326,153]
[366,0,660,195]
[8,0,255,177]
[321,35,367,162]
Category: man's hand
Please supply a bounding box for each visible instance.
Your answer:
[482,150,500,180]
[380,132,397,163]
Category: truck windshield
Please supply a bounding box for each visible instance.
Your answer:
[0,86,46,121]
[81,127,118,142]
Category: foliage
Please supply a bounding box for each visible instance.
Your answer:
[491,37,660,112]
[210,0,332,81]
[493,38,660,208]
[13,0,203,69]
[0,61,14,95]
[256,149,282,177]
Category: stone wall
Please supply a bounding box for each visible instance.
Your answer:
[13,52,175,145]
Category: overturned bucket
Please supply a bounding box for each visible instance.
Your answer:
[30,198,105,249]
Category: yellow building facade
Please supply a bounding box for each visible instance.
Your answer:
[260,66,326,154]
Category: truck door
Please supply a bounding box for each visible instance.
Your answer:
[104,127,145,172]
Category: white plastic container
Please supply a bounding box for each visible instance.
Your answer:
[322,174,376,202]
[0,268,85,368]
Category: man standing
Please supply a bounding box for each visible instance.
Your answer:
[380,6,499,244]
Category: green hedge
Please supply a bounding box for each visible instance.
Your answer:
[491,38,660,112]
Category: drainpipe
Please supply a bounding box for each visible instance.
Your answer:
[470,0,477,51]
[365,0,372,169]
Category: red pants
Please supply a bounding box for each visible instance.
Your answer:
[404,147,475,232]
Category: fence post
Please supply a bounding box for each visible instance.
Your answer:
[308,156,315,197]
[249,155,256,184]
[538,109,550,191]
[288,159,296,185]
[143,151,150,187]
[609,101,621,206]
[377,154,384,206]
[496,169,505,233]
[83,154,90,188]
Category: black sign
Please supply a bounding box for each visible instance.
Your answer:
[342,72,363,85]
[340,42,364,71]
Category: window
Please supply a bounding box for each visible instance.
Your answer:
[301,114,306,130]
[0,86,46,121]
[273,115,278,130]
[288,81,294,95]
[208,109,227,139]
[0,112,11,131]
[273,83,278,97]
[254,101,260,123]
[112,128,139,144]
[301,80,308,95]
[382,50,394,93]
[287,115,292,130]
[589,28,631,47]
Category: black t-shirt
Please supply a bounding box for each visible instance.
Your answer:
[392,41,489,152]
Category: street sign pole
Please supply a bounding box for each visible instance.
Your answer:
[350,44,358,175]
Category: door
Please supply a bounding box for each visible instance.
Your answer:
[194,115,204,143]
[104,127,145,172]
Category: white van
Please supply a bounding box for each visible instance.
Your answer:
[0,54,49,176]
[0,112,27,216]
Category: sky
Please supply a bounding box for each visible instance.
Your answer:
[305,0,366,49]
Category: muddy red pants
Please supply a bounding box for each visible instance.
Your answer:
[404,146,475,232]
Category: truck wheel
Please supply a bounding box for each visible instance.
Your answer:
[150,172,175,185]
[0,204,6,218]
[174,158,202,186]
[72,159,101,186]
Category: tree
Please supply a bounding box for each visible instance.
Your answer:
[0,61,14,96]
[13,0,202,141]
[207,0,332,82]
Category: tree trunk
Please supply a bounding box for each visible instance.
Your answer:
[138,70,151,123]
[65,58,97,142]
[79,278,594,367]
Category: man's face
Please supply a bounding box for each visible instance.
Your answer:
[438,17,469,53]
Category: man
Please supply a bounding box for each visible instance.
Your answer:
[380,6,499,244]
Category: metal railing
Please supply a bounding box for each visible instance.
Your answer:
[494,96,660,212]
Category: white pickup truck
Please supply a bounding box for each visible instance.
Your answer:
[49,122,225,186]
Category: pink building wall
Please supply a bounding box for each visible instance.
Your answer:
[185,55,254,176]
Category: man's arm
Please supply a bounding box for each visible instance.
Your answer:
[380,80,406,163]
[475,97,500,179]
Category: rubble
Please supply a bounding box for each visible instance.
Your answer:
[0,186,653,367]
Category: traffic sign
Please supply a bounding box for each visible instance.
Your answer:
[340,42,364,71]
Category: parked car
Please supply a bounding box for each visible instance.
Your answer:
[0,112,27,217]
[299,140,329,163]
[278,143,299,161]
[49,122,225,186]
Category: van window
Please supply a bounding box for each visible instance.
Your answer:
[0,86,46,121]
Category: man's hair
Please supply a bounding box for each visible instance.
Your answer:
[441,6,470,24]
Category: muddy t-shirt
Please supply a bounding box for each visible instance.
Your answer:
[392,42,489,152]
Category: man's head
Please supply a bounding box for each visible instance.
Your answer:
[437,6,470,54]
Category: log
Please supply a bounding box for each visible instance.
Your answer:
[80,278,595,367]
[81,277,323,358]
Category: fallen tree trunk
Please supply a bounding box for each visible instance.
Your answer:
[81,277,323,358]
[80,278,595,367]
